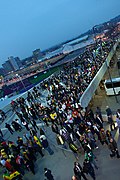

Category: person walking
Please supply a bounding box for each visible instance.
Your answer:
[12,120,22,132]
[5,123,14,134]
[40,128,45,136]
[51,122,59,134]
[95,106,102,120]
[85,151,98,170]
[21,120,30,131]
[33,135,44,157]
[108,138,120,158]
[33,142,44,157]
[116,116,120,134]
[95,114,103,129]
[106,106,112,117]
[40,137,54,155]
[31,119,39,132]
[106,106,115,131]
[106,130,112,141]
[83,159,96,180]
[30,128,36,137]
[74,162,88,180]
[116,109,120,118]
[25,159,35,175]
[99,128,108,145]
[44,168,54,180]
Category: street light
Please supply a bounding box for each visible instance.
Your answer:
[16,74,27,92]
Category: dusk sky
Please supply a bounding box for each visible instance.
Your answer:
[0,0,120,66]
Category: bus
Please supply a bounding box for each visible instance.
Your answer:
[104,77,120,95]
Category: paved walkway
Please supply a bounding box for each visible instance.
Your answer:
[1,120,120,180]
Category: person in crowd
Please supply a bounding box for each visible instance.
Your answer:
[83,159,96,180]
[21,120,30,131]
[85,150,98,169]
[5,123,14,134]
[44,168,54,180]
[30,128,37,137]
[31,119,39,132]
[95,106,102,120]
[1,40,116,179]
[33,134,44,157]
[0,110,7,121]
[40,128,46,136]
[94,114,103,129]
[106,106,115,131]
[51,122,59,134]
[40,136,54,155]
[108,138,120,158]
[106,130,112,141]
[12,120,22,132]
[116,116,120,134]
[87,129,98,150]
[74,162,88,180]
[99,128,108,145]
[116,109,120,118]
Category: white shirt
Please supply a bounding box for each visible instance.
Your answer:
[62,104,66,110]
[1,159,6,166]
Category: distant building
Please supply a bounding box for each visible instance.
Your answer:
[15,57,23,68]
[0,68,5,76]
[2,60,14,74]
[8,56,20,71]
[2,56,22,74]
[33,49,43,62]
[22,56,34,67]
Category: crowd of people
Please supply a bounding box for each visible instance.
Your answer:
[0,39,119,180]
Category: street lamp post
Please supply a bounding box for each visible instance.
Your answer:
[16,74,27,92]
